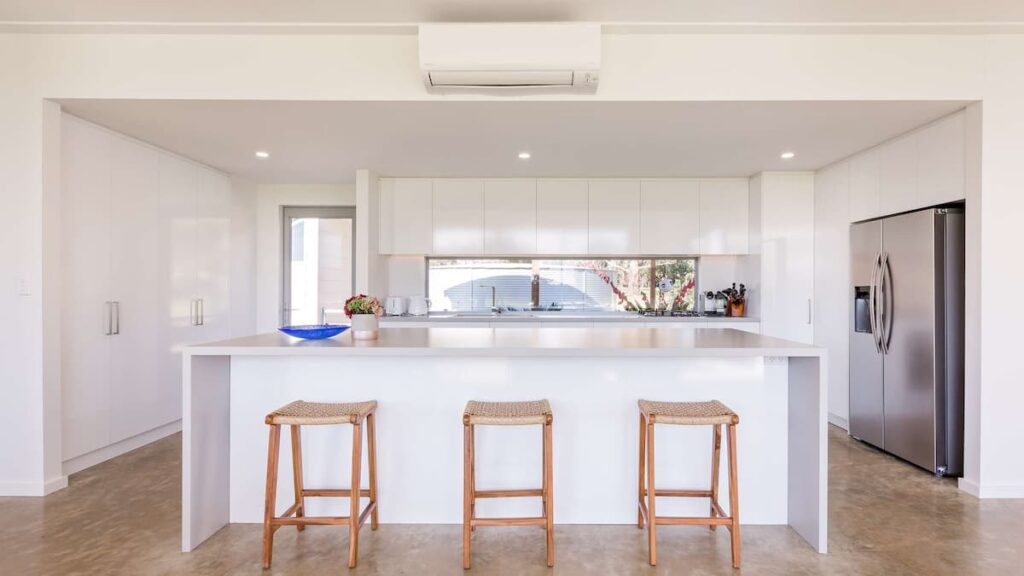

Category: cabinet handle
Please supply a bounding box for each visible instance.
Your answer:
[199,299,205,326]
[104,301,113,335]
[807,299,812,325]
[112,301,120,335]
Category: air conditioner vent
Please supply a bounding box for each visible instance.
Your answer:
[419,24,600,92]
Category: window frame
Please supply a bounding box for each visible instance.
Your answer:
[424,255,700,313]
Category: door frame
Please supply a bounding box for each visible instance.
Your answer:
[281,206,357,325]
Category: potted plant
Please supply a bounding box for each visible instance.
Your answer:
[344,294,383,340]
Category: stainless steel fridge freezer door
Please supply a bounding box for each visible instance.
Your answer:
[938,210,965,476]
[881,209,938,472]
[849,220,884,448]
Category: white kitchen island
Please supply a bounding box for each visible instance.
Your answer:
[182,327,827,554]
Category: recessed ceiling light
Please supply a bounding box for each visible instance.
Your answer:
[518,152,531,160]
[780,151,795,159]
[255,150,270,159]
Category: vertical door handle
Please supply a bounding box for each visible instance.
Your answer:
[868,253,882,353]
[104,301,113,335]
[112,301,120,335]
[198,299,205,326]
[807,299,812,325]
[881,253,894,354]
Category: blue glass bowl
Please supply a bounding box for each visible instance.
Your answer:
[278,324,349,340]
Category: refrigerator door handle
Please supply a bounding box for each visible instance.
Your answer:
[881,252,894,354]
[868,252,882,353]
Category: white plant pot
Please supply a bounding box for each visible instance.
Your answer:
[350,314,380,340]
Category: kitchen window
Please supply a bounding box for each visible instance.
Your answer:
[426,257,697,313]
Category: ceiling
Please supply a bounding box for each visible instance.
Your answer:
[5,0,1024,24]
[58,100,967,183]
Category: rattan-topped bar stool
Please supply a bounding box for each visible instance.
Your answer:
[262,400,379,569]
[637,399,741,568]
[463,400,554,570]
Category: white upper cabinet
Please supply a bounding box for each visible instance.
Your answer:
[699,179,749,255]
[917,111,965,207]
[848,147,880,223]
[379,178,433,254]
[536,180,589,255]
[878,132,918,216]
[382,177,760,257]
[640,180,700,254]
[845,110,967,223]
[484,180,537,255]
[588,180,640,254]
[432,179,485,255]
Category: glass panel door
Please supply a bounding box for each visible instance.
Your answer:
[282,207,355,326]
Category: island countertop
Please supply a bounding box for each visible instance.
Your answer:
[186,327,822,358]
[183,325,828,556]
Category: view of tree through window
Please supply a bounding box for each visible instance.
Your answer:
[427,258,697,312]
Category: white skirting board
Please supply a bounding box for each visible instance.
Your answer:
[0,475,68,497]
[62,419,182,477]
[958,477,1024,499]
[827,413,849,431]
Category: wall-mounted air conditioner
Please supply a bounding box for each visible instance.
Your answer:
[418,23,601,91]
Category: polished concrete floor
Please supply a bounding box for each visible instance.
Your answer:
[3,426,1023,575]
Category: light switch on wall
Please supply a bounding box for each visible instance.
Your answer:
[17,276,31,296]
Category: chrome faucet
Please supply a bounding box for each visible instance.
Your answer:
[482,285,499,313]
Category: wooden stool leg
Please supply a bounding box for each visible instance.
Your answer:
[462,422,472,570]
[262,424,281,569]
[290,425,305,531]
[543,419,554,567]
[709,424,722,531]
[348,421,363,569]
[637,411,646,529]
[646,418,657,566]
[367,413,379,531]
[727,423,741,568]
[470,423,476,532]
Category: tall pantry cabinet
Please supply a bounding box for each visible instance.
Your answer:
[61,115,233,470]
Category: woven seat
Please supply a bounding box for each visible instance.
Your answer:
[464,400,552,425]
[638,399,738,426]
[265,400,377,426]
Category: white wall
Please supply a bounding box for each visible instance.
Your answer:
[2,30,1023,497]
[229,176,258,337]
[387,256,427,298]
[255,183,355,333]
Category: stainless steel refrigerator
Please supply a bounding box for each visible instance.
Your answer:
[849,207,965,476]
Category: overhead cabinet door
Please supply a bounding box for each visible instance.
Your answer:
[484,180,537,255]
[536,180,588,255]
[640,180,700,254]
[588,180,640,254]
[433,179,485,255]
[699,180,749,255]
[878,133,917,216]
[917,111,965,207]
[849,147,881,223]
[379,178,433,254]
